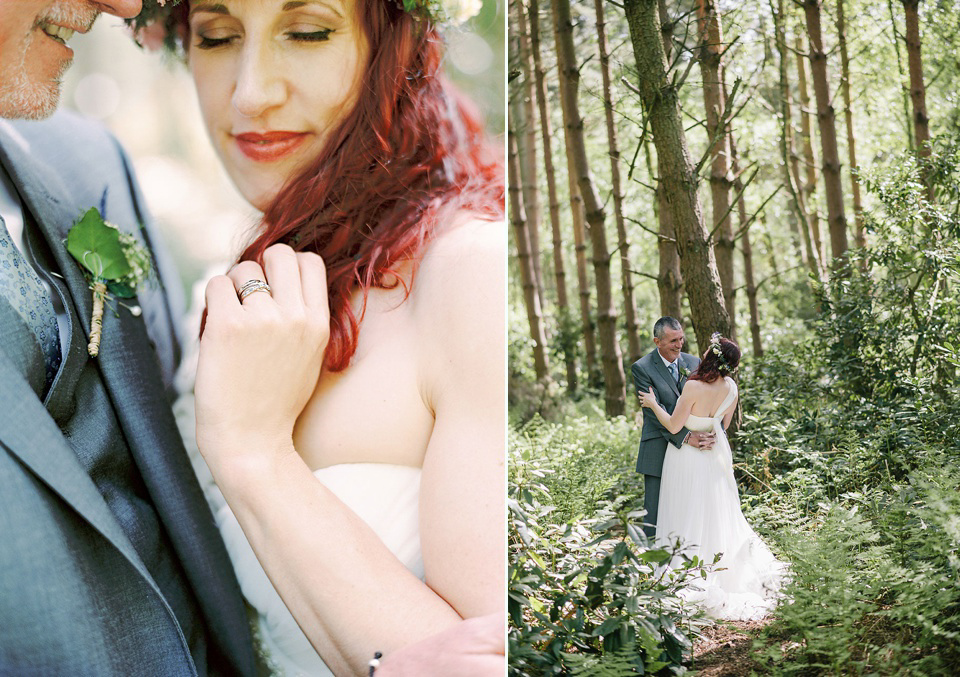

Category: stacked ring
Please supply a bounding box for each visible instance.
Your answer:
[237,279,272,302]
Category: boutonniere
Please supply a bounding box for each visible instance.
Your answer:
[679,365,691,379]
[66,207,153,357]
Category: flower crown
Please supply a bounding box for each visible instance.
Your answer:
[709,332,732,372]
[128,0,482,51]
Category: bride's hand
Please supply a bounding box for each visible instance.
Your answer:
[640,386,658,409]
[194,244,329,465]
[377,613,505,676]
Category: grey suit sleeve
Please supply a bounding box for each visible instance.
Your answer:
[666,422,689,448]
[109,135,186,399]
[631,361,648,399]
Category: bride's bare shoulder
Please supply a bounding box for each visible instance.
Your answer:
[412,214,505,311]
[411,214,505,390]
[421,214,504,271]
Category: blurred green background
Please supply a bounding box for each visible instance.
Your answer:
[61,2,505,305]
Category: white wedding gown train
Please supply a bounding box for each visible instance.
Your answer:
[656,377,785,621]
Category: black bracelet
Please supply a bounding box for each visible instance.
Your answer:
[368,651,383,676]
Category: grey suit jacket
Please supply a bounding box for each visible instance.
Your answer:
[0,112,255,675]
[631,348,701,476]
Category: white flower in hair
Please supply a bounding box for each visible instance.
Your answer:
[708,332,733,372]
[448,0,483,22]
[709,332,723,355]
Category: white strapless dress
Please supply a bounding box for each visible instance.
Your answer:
[174,382,423,675]
[655,377,786,621]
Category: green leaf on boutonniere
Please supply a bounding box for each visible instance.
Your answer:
[67,208,131,280]
[66,207,153,357]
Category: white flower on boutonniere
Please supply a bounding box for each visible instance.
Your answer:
[66,207,153,357]
[679,365,691,379]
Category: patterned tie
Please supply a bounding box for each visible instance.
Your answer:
[0,215,62,390]
[669,361,679,384]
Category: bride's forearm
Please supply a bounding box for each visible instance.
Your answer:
[208,444,463,675]
[653,404,685,435]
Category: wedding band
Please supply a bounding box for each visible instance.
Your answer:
[237,279,272,302]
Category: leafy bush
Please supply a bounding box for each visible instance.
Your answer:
[511,414,637,523]
[509,417,713,675]
[753,460,960,676]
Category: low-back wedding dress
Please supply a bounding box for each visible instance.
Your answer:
[173,331,424,676]
[656,376,785,620]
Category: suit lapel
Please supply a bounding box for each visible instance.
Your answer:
[0,123,200,546]
[652,350,681,397]
[677,354,690,391]
[0,351,166,594]
[0,123,254,663]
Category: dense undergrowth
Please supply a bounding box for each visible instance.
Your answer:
[508,140,960,674]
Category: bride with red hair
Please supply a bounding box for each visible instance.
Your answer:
[133,0,505,673]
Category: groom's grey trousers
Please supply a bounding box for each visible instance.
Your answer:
[641,474,662,539]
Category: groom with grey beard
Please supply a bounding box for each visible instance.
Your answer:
[0,1,258,673]
[632,317,715,539]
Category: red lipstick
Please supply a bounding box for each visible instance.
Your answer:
[234,131,309,162]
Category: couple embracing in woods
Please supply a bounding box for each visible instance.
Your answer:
[632,316,786,620]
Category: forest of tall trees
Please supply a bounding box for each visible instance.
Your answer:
[508,0,960,672]
[508,0,957,403]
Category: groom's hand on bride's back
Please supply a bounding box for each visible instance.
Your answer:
[688,431,716,450]
[376,613,505,676]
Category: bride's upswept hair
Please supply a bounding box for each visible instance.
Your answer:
[689,337,740,383]
[191,0,504,370]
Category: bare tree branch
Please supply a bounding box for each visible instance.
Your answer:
[708,167,761,241]
[754,264,806,291]
[732,184,784,244]
[694,78,745,177]
[626,215,675,242]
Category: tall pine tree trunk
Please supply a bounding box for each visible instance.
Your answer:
[528,0,577,391]
[802,0,849,268]
[888,0,915,151]
[902,0,946,386]
[645,138,685,322]
[772,0,820,279]
[723,71,762,358]
[774,18,809,273]
[559,75,599,385]
[795,32,826,274]
[836,0,865,251]
[554,0,626,415]
[652,1,685,325]
[624,0,731,352]
[594,0,642,363]
[509,127,550,380]
[697,0,736,336]
[512,0,546,307]
[903,0,934,201]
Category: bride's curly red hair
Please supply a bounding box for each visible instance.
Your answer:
[688,337,741,383]
[188,0,504,370]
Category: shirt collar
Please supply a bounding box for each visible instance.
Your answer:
[0,165,25,251]
[659,351,677,369]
